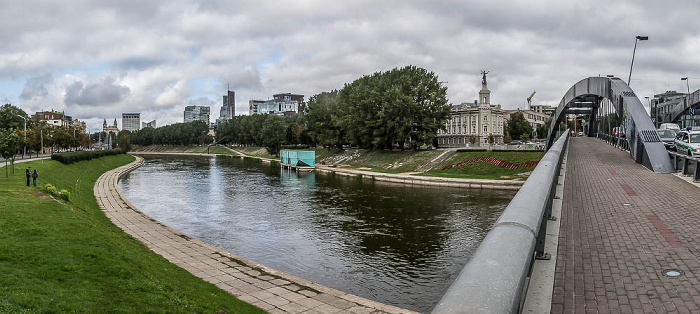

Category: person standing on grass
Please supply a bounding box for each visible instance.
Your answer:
[32,170,38,187]
[25,167,31,187]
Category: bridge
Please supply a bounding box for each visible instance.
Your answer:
[433,77,700,313]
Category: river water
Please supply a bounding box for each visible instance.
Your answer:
[118,155,515,312]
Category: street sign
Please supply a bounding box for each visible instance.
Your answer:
[651,118,655,123]
[690,108,696,115]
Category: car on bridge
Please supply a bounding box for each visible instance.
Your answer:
[656,129,677,150]
[674,130,700,157]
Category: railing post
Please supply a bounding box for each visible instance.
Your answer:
[694,159,700,181]
[683,157,689,175]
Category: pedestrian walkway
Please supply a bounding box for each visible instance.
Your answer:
[552,137,700,313]
[94,156,415,314]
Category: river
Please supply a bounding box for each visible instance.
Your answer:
[118,155,515,312]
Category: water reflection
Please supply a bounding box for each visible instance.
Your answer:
[119,155,514,312]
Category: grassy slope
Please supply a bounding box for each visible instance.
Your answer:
[325,149,443,173]
[0,155,263,313]
[420,151,545,180]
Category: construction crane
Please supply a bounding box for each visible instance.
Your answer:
[527,91,536,110]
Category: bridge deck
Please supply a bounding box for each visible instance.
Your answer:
[552,137,700,313]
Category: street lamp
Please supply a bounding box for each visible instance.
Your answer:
[681,77,690,95]
[627,35,649,85]
[17,115,27,158]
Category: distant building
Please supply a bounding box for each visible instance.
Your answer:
[184,105,211,124]
[250,93,304,116]
[32,110,72,127]
[220,90,235,120]
[248,99,266,115]
[437,72,505,146]
[72,119,86,133]
[103,118,120,135]
[651,91,699,128]
[122,113,140,132]
[142,120,157,129]
[530,104,556,116]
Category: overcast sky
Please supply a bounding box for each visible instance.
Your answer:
[1,0,699,132]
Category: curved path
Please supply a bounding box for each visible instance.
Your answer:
[95,156,415,314]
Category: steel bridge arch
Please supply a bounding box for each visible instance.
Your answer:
[546,76,674,173]
[662,89,700,124]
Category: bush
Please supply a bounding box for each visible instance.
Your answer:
[59,189,71,202]
[52,149,124,164]
[45,184,57,196]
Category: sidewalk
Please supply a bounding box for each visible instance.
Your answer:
[95,156,416,314]
[552,137,700,313]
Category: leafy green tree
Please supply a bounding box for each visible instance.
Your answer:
[0,104,28,130]
[118,130,132,152]
[338,65,451,150]
[0,128,19,177]
[507,112,533,142]
[259,115,286,155]
[536,116,553,140]
[305,90,345,149]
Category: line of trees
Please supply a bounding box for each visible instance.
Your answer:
[128,120,211,146]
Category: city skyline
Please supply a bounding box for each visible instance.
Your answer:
[0,1,699,133]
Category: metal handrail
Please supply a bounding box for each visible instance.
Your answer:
[432,130,570,314]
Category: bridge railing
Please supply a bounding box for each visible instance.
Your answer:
[432,130,570,314]
[669,151,700,181]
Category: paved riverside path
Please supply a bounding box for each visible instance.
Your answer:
[95,156,416,314]
[551,137,700,313]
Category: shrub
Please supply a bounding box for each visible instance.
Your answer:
[45,184,57,196]
[59,189,71,202]
[52,149,124,164]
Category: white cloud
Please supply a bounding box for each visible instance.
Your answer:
[0,0,698,133]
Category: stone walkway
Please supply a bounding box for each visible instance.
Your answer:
[95,156,416,314]
[552,137,700,313]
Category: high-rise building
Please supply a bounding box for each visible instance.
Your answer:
[122,113,140,132]
[184,105,211,124]
[220,90,235,120]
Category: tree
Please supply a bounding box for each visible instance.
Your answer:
[0,128,19,177]
[506,112,533,142]
[118,130,133,152]
[0,104,28,130]
[536,116,553,140]
[259,115,286,155]
[305,90,345,149]
[337,65,451,150]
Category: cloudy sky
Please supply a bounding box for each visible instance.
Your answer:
[1,0,699,132]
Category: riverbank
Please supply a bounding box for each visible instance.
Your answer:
[0,155,262,313]
[132,146,533,189]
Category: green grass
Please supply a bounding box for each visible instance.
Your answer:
[320,149,443,173]
[0,156,263,313]
[420,151,544,180]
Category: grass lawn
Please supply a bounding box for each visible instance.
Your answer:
[318,149,443,173]
[419,151,544,180]
[0,155,263,313]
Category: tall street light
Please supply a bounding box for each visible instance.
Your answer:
[681,77,690,95]
[17,115,27,158]
[627,35,649,85]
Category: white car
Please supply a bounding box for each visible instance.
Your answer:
[674,130,700,157]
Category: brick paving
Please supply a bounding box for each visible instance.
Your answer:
[552,137,700,313]
[95,156,416,314]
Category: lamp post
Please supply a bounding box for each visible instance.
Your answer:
[17,115,27,158]
[682,77,694,127]
[627,35,649,85]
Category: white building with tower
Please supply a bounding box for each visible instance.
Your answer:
[437,71,505,147]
